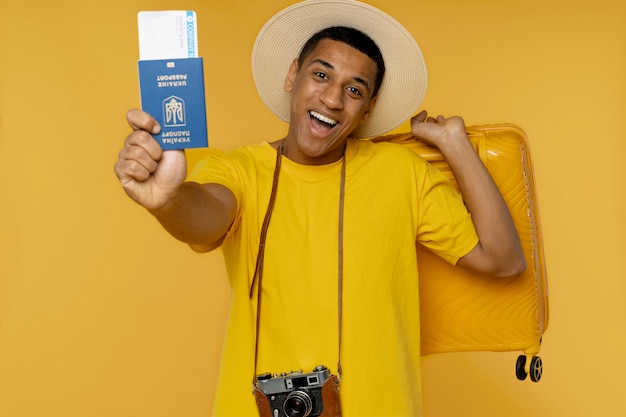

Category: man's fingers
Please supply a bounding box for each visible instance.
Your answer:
[115,143,159,181]
[114,158,152,183]
[124,129,163,161]
[115,130,162,183]
[126,108,161,134]
[412,110,428,123]
[123,145,159,173]
[411,110,442,125]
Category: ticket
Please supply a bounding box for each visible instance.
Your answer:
[138,11,198,60]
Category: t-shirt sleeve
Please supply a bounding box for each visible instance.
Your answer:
[187,149,243,206]
[186,149,244,241]
[415,160,479,265]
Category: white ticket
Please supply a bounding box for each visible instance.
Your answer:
[137,10,198,60]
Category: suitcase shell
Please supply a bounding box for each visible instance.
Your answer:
[371,124,549,381]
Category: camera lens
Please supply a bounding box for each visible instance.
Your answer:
[283,390,313,417]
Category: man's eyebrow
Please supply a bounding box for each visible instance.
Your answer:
[309,58,372,93]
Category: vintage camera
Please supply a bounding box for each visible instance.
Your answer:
[254,365,340,417]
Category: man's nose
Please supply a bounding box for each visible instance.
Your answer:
[320,82,344,110]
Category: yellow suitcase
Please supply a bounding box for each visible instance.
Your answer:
[372,124,549,382]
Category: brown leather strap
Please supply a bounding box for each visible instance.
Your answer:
[250,142,284,386]
[336,156,346,380]
[249,142,283,297]
[251,142,346,386]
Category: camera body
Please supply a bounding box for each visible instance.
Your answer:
[254,365,337,417]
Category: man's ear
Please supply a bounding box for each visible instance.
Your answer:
[359,96,378,125]
[284,59,299,92]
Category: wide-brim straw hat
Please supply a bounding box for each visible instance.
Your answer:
[251,0,427,138]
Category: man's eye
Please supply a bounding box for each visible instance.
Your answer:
[314,72,328,79]
[347,86,362,96]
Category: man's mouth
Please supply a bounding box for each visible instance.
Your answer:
[309,110,338,129]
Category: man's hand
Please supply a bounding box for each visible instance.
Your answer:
[114,109,187,211]
[410,110,468,152]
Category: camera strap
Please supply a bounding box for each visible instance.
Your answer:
[250,140,346,387]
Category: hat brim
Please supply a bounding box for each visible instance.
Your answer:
[251,0,427,139]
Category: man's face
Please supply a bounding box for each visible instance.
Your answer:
[283,38,378,164]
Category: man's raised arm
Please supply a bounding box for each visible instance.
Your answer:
[411,110,526,278]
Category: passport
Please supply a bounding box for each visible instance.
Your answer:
[138,58,208,150]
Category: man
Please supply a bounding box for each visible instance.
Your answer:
[114,1,525,416]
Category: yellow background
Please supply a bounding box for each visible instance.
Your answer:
[1,0,624,416]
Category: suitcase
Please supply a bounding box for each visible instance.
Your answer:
[371,124,549,382]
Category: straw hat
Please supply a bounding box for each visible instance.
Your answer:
[251,0,427,138]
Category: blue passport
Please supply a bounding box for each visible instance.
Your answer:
[138,58,208,150]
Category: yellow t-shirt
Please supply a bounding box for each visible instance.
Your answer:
[188,138,478,417]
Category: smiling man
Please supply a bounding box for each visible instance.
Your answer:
[279,28,382,164]
[114,1,525,416]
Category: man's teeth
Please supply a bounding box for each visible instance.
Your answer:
[310,111,338,126]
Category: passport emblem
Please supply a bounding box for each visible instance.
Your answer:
[163,96,186,127]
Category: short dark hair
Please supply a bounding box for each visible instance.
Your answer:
[298,26,385,98]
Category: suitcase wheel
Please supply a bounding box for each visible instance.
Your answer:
[515,355,528,380]
[516,354,543,382]
[529,356,543,382]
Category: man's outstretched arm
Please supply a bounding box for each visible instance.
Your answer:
[114,109,236,252]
